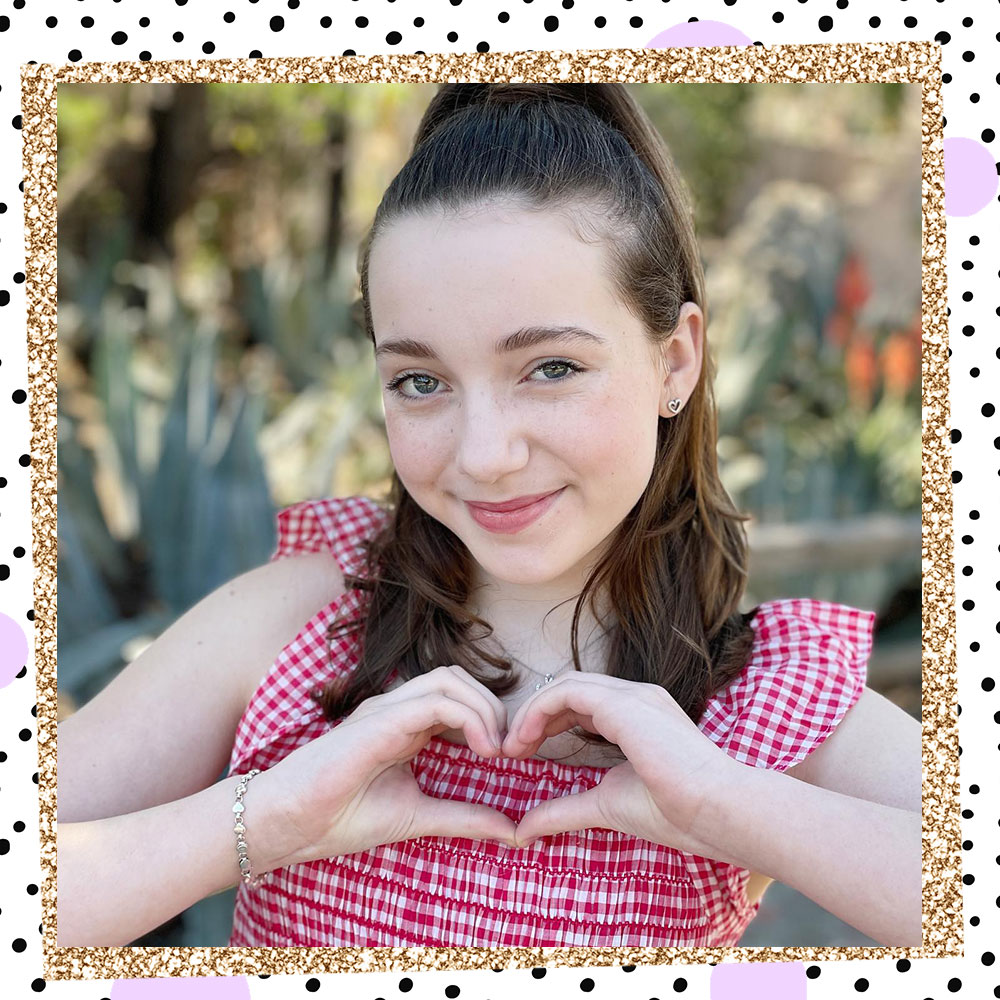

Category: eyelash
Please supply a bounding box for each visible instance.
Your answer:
[383,359,587,401]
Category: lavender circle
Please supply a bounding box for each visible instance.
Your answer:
[648,21,754,48]
[710,961,808,1000]
[111,976,251,999]
[944,137,998,216]
[0,612,28,689]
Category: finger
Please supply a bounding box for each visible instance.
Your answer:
[513,787,611,846]
[502,709,598,760]
[386,692,502,760]
[375,665,507,746]
[504,680,620,756]
[441,664,510,738]
[412,793,518,846]
[505,672,612,740]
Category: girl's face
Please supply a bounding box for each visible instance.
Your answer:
[369,203,702,594]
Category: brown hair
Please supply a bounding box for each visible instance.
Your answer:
[313,84,757,745]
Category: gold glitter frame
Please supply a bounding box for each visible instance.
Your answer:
[29,45,954,980]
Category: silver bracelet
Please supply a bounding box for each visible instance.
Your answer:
[233,769,268,889]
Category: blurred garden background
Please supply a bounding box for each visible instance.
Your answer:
[56,82,922,947]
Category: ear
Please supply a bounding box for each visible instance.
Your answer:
[657,302,704,419]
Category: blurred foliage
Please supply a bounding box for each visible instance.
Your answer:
[57,83,921,944]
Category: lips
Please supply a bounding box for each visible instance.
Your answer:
[465,490,562,513]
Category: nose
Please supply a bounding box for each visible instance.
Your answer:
[453,389,530,485]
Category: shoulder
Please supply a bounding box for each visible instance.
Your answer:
[270,494,391,576]
[701,598,876,772]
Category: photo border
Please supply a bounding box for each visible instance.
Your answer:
[28,44,953,979]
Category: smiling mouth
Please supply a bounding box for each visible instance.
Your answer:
[464,488,566,535]
[465,490,562,513]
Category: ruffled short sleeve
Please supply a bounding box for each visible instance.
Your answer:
[699,598,875,772]
[269,495,390,580]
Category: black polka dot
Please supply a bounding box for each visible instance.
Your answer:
[948,978,962,992]
[18,728,31,742]
[13,272,24,283]
[111,30,128,44]
[984,678,996,691]
[386,31,402,44]
[904,16,917,28]
[81,16,94,27]
[772,11,784,21]
[415,16,426,25]
[305,980,320,993]
[270,15,284,31]
[444,987,460,999]
[595,16,606,27]
[19,454,30,467]
[819,15,833,30]
[855,979,869,992]
[13,820,25,831]
[320,16,331,27]
[531,969,546,979]
[45,16,57,27]
[202,41,215,53]
[896,959,911,971]
[68,49,82,61]
[579,980,594,993]
[355,15,368,26]
[970,916,980,926]
[673,979,688,992]
[983,404,995,417]
[806,966,821,979]
[629,16,643,27]
[30,980,45,993]
[398,980,413,994]
[983,129,995,143]
[173,30,183,42]
[224,11,236,23]
[139,50,151,61]
[27,884,38,895]
[962,51,974,62]
[12,938,26,952]
[12,115,22,130]
[0,840,8,855]
[869,16,880,27]
[983,952,996,966]
[952,428,962,443]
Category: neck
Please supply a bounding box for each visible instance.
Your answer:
[467,577,613,677]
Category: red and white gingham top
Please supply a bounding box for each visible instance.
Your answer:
[227,496,874,947]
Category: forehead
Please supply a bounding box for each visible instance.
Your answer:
[368,204,638,345]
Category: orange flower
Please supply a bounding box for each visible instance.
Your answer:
[881,330,920,397]
[835,252,872,315]
[824,309,854,348]
[845,329,877,409]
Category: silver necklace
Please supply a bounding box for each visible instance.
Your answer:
[505,632,607,691]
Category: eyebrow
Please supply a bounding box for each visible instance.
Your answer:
[373,325,607,361]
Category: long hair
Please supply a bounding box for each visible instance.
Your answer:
[313,84,758,745]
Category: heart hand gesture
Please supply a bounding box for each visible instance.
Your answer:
[500,673,737,853]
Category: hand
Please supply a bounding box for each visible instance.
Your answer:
[264,665,517,865]
[500,673,737,853]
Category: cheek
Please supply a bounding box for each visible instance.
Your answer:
[385,413,448,483]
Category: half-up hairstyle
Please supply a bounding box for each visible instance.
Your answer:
[313,84,758,745]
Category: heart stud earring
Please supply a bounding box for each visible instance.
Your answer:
[668,398,682,414]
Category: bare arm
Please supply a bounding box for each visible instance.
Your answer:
[57,768,300,946]
[58,551,345,822]
[696,763,922,945]
[694,687,923,946]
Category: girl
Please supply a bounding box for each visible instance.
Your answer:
[57,83,922,949]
